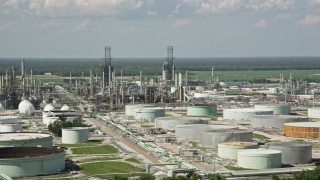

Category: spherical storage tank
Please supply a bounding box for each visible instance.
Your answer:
[18,99,35,116]
[223,108,273,121]
[266,142,312,164]
[62,127,89,144]
[0,124,22,132]
[237,149,282,169]
[61,104,71,111]
[200,129,253,148]
[251,115,308,129]
[155,117,209,131]
[0,133,53,147]
[283,122,320,138]
[43,103,55,112]
[175,124,238,141]
[133,107,165,121]
[218,142,258,160]
[255,104,291,115]
[0,147,65,177]
[125,104,155,116]
[187,105,217,117]
[308,107,320,119]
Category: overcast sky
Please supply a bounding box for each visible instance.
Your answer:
[1,0,320,58]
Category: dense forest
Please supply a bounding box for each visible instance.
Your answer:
[0,57,320,77]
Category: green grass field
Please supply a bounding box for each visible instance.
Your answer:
[125,158,141,163]
[190,70,320,82]
[71,145,119,154]
[253,133,270,140]
[80,157,121,163]
[80,162,145,175]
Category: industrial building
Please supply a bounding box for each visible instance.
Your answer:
[237,149,282,169]
[62,127,89,144]
[0,133,53,147]
[0,147,65,177]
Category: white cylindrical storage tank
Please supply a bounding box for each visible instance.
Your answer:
[0,124,22,133]
[218,142,258,160]
[283,122,320,139]
[155,117,209,131]
[187,105,217,117]
[237,149,282,169]
[18,99,35,116]
[223,108,273,121]
[133,107,165,121]
[62,127,89,144]
[265,142,312,165]
[0,103,4,112]
[0,133,53,147]
[125,104,155,116]
[251,115,308,129]
[255,104,291,115]
[175,124,238,141]
[200,129,253,148]
[0,147,65,177]
[0,116,19,124]
[308,107,320,119]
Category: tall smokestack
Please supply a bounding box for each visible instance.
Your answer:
[90,70,93,97]
[21,59,25,78]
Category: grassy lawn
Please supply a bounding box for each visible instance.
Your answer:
[72,145,119,154]
[80,157,121,163]
[253,133,270,140]
[125,158,141,163]
[80,162,145,175]
[56,139,104,148]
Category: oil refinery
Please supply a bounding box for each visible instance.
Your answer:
[0,46,320,179]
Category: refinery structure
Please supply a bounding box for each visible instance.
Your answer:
[1,46,320,179]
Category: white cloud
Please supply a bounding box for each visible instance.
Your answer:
[172,19,191,27]
[75,19,89,30]
[182,0,294,14]
[309,0,320,6]
[5,0,19,9]
[147,10,157,16]
[298,15,320,25]
[254,19,268,28]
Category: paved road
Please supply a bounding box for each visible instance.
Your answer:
[88,118,160,164]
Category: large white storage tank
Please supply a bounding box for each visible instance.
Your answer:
[18,99,35,116]
[133,107,165,121]
[308,107,320,119]
[175,124,238,141]
[125,104,155,116]
[255,104,291,115]
[265,142,312,165]
[0,124,22,133]
[251,115,308,129]
[218,142,258,160]
[187,105,217,117]
[200,129,253,148]
[223,108,273,121]
[237,149,282,169]
[155,117,209,131]
[62,127,89,144]
[0,133,53,147]
[0,147,65,177]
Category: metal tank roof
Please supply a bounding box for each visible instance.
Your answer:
[0,146,64,159]
[0,132,52,141]
[284,122,320,127]
[219,141,258,148]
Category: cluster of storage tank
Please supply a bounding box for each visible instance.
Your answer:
[217,141,312,169]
